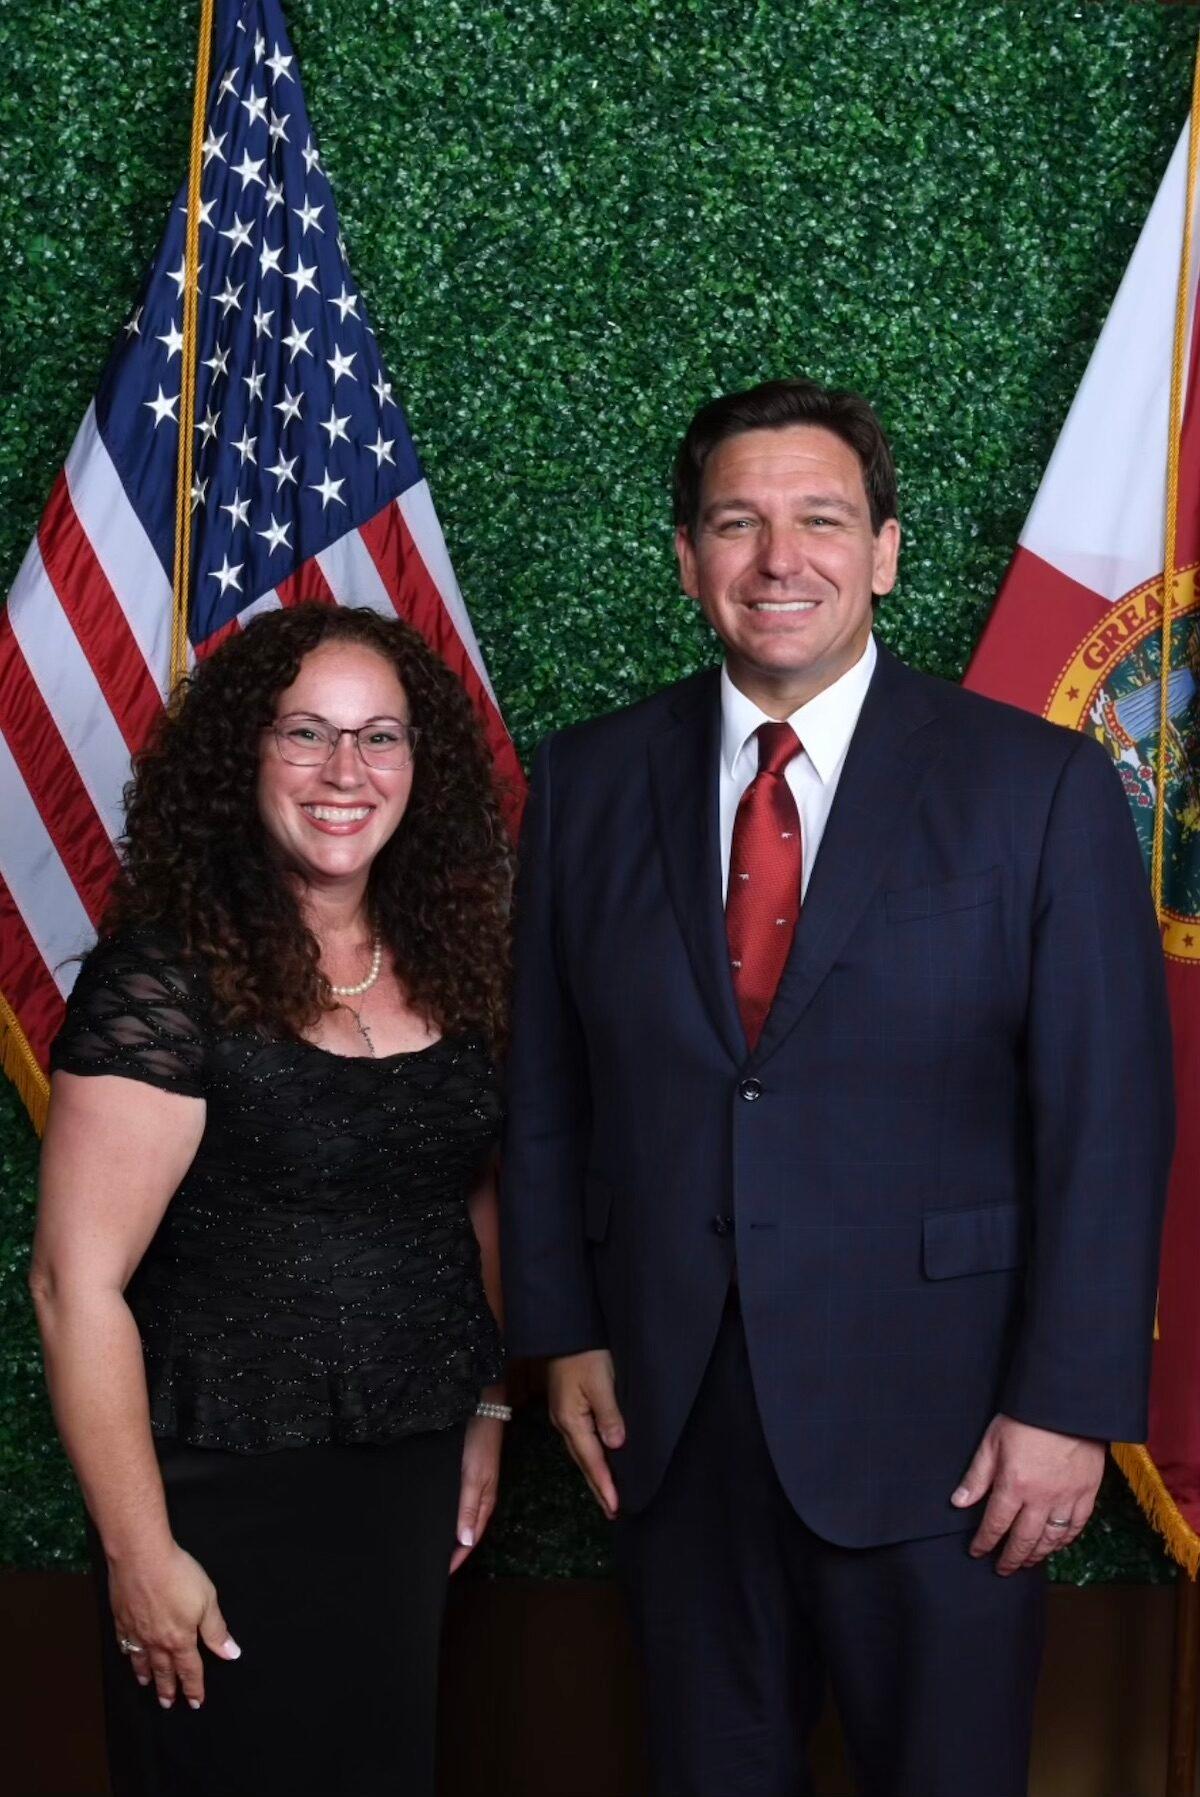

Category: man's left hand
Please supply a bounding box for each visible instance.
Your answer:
[951,1414,1106,1575]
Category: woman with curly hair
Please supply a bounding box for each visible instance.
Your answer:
[29,602,513,1797]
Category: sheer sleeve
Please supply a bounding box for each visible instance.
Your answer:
[50,928,210,1097]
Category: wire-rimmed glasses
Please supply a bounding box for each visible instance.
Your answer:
[269,713,420,771]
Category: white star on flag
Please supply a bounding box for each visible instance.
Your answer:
[220,492,252,529]
[320,409,351,446]
[241,88,268,126]
[259,515,292,554]
[294,198,324,236]
[232,428,258,466]
[302,135,321,173]
[158,322,185,360]
[259,241,284,278]
[367,431,396,468]
[232,150,266,190]
[220,215,254,254]
[327,347,357,385]
[266,43,294,83]
[196,404,221,444]
[268,109,290,146]
[275,386,303,424]
[310,471,346,509]
[209,554,244,595]
[214,277,245,316]
[285,256,318,296]
[328,283,359,323]
[282,322,314,361]
[145,386,178,427]
[254,304,275,339]
[243,367,266,401]
[202,128,227,166]
[267,451,299,487]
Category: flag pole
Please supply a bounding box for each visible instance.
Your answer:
[1157,27,1200,1797]
[170,0,217,692]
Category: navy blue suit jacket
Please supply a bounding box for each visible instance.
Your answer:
[501,643,1174,1547]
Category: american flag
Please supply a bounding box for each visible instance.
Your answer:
[0,0,524,1122]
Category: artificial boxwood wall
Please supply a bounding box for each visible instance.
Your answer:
[1,0,1195,1579]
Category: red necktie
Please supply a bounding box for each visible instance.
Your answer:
[726,721,803,1049]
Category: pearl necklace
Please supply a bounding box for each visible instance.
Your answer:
[327,934,383,997]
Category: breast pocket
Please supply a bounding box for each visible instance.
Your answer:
[886,865,1002,924]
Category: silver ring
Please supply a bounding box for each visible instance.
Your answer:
[118,1636,143,1654]
[1046,1518,1071,1530]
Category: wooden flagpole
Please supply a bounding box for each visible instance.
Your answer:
[1159,25,1200,1797]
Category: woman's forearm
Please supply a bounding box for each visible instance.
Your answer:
[31,1280,173,1568]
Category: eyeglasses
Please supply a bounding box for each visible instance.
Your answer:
[269,714,420,770]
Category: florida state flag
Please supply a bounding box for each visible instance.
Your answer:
[966,122,1200,1571]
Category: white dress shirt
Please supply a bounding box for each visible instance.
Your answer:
[718,634,877,902]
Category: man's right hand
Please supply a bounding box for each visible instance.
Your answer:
[547,1349,626,1518]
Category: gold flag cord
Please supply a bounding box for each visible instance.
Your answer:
[1112,28,1200,1580]
[169,0,217,692]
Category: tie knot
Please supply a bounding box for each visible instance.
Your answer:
[755,720,801,779]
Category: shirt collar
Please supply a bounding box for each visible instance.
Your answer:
[720,633,878,784]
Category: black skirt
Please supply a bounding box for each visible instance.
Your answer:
[89,1425,465,1797]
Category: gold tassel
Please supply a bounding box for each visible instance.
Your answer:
[1112,1442,1200,1580]
[0,992,49,1137]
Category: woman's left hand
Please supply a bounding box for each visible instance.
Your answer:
[451,1413,504,1573]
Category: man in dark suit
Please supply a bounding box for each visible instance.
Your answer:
[500,378,1173,1796]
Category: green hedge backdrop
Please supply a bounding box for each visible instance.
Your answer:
[1,0,1196,1581]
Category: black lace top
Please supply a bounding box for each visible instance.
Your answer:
[49,928,504,1452]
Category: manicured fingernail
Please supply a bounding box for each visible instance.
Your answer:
[159,1697,173,1709]
[951,1487,969,1505]
[458,1528,474,1548]
[222,1639,241,1659]
[136,1675,150,1686]
[188,1699,201,1710]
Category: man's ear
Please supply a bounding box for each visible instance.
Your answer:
[675,524,700,599]
[871,518,901,599]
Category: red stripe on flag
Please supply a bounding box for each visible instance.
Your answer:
[193,616,240,661]
[356,508,526,832]
[277,563,337,607]
[0,615,119,925]
[37,472,165,754]
[0,871,65,1072]
[1146,957,1200,1537]
[963,545,1109,711]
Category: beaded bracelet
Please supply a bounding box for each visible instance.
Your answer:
[475,1400,513,1421]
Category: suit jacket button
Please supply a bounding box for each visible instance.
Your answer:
[739,1078,763,1102]
[711,1215,734,1236]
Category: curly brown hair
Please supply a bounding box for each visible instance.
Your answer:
[104,603,513,1051]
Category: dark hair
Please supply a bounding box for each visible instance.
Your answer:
[672,377,898,535]
[103,603,512,1051]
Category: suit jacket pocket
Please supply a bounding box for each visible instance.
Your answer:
[584,1174,615,1244]
[886,864,1001,923]
[922,1202,1026,1279]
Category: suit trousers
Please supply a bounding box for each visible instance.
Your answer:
[613,1290,1045,1797]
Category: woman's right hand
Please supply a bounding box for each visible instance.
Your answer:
[109,1542,241,1709]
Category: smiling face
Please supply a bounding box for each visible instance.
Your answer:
[256,641,414,898]
[675,423,900,716]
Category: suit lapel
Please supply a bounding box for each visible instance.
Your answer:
[648,670,748,1064]
[751,643,944,1069]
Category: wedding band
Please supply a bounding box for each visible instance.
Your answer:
[118,1636,143,1654]
[1046,1518,1071,1529]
